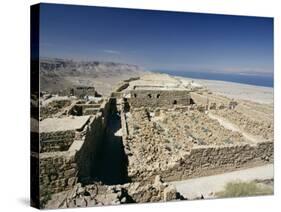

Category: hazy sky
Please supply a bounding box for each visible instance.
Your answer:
[40,3,273,75]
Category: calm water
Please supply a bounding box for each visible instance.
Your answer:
[155,70,273,88]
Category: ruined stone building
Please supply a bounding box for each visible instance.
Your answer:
[70,86,96,98]
[35,74,274,208]
[116,77,273,184]
[129,85,192,108]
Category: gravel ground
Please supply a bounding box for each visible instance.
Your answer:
[171,164,273,199]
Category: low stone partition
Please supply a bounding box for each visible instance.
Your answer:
[68,104,101,116]
[190,92,209,105]
[40,99,71,119]
[127,141,273,183]
[40,130,76,153]
[190,92,238,111]
[83,108,100,115]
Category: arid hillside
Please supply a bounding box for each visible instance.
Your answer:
[40,58,146,96]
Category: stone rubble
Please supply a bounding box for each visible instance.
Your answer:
[46,175,184,208]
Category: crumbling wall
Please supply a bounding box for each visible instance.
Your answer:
[39,99,114,204]
[71,86,96,98]
[128,141,273,182]
[40,99,71,119]
[129,90,191,108]
[39,151,78,204]
[68,104,100,116]
[40,130,75,153]
[163,141,274,181]
[39,116,104,205]
[83,108,100,115]
[190,92,229,109]
[76,114,106,183]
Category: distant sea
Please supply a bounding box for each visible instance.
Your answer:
[155,70,273,88]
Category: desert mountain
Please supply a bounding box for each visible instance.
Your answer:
[39,58,146,95]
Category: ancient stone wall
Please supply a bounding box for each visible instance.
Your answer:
[76,114,106,183]
[83,108,100,115]
[40,130,75,153]
[39,99,114,203]
[68,104,101,116]
[40,99,71,119]
[190,92,209,105]
[101,98,116,127]
[166,141,272,180]
[58,87,96,97]
[162,141,274,181]
[39,151,78,201]
[128,141,273,182]
[39,116,103,203]
[190,92,229,109]
[129,90,191,108]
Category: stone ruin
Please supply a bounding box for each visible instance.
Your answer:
[55,86,102,99]
[128,85,192,108]
[38,103,111,206]
[69,86,102,99]
[35,77,274,208]
[118,77,273,192]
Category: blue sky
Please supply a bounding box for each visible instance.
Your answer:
[39,3,273,75]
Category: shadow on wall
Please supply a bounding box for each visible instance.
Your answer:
[78,98,129,186]
[98,113,129,184]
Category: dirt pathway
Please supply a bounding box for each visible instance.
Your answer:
[208,112,261,143]
[171,164,273,199]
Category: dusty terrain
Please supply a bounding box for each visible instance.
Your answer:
[171,164,273,199]
[176,76,273,105]
[40,58,147,96]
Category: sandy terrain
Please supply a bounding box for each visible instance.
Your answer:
[175,76,273,105]
[171,164,273,199]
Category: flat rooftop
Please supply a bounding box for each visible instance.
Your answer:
[40,116,90,133]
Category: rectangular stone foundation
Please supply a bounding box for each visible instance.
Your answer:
[120,108,274,184]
